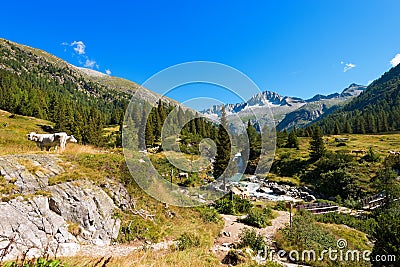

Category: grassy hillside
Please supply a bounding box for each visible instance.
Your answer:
[0,109,54,155]
[0,109,227,266]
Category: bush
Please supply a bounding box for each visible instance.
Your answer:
[314,212,377,236]
[119,216,162,243]
[67,221,81,237]
[273,201,287,211]
[221,249,247,266]
[214,194,252,215]
[176,232,201,250]
[3,258,63,267]
[239,207,274,228]
[363,147,380,162]
[196,206,221,223]
[238,228,267,253]
[372,202,400,266]
[277,211,339,265]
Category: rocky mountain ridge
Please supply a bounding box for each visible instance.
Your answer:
[201,83,366,130]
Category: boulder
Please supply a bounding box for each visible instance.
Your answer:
[0,155,123,260]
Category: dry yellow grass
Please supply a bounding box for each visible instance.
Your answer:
[60,247,221,267]
[63,143,103,155]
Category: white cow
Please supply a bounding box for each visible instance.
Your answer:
[178,172,189,179]
[27,132,77,152]
[61,134,78,149]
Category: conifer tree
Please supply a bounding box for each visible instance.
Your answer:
[213,106,231,190]
[334,121,340,135]
[145,114,155,147]
[244,120,262,174]
[286,129,299,149]
[309,125,325,160]
[246,120,261,160]
[345,121,352,133]
[138,108,147,150]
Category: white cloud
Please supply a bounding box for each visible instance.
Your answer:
[61,40,101,69]
[105,69,111,75]
[390,53,400,67]
[367,80,374,85]
[341,62,356,72]
[71,41,86,55]
[84,59,96,68]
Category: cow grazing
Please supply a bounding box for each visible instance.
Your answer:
[27,132,61,151]
[27,132,77,152]
[178,172,189,179]
[61,134,78,148]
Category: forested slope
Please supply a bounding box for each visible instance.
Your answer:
[317,64,400,134]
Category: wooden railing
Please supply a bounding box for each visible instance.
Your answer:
[361,193,386,210]
[297,202,339,214]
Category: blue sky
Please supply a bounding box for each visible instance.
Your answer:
[1,1,400,110]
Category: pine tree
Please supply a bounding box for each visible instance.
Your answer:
[213,106,231,190]
[334,121,340,135]
[373,167,400,206]
[276,129,289,148]
[246,121,261,159]
[244,120,262,174]
[309,126,325,160]
[305,126,313,137]
[371,202,400,267]
[145,114,155,147]
[345,121,352,134]
[286,129,299,149]
[138,108,147,150]
[177,106,184,126]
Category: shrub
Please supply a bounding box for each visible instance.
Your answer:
[67,221,81,237]
[273,201,287,211]
[314,212,377,236]
[119,216,162,243]
[277,211,338,265]
[239,207,274,228]
[221,249,247,265]
[3,258,63,267]
[214,194,252,215]
[176,232,201,250]
[196,206,221,223]
[238,228,266,253]
[363,147,380,162]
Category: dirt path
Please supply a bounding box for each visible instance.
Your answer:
[211,210,290,253]
[75,211,291,264]
[260,210,290,242]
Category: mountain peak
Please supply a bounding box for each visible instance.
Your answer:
[340,83,367,97]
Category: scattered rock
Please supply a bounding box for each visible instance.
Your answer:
[223,231,231,237]
[221,249,247,266]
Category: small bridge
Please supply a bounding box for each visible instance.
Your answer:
[361,193,386,210]
[297,202,339,214]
